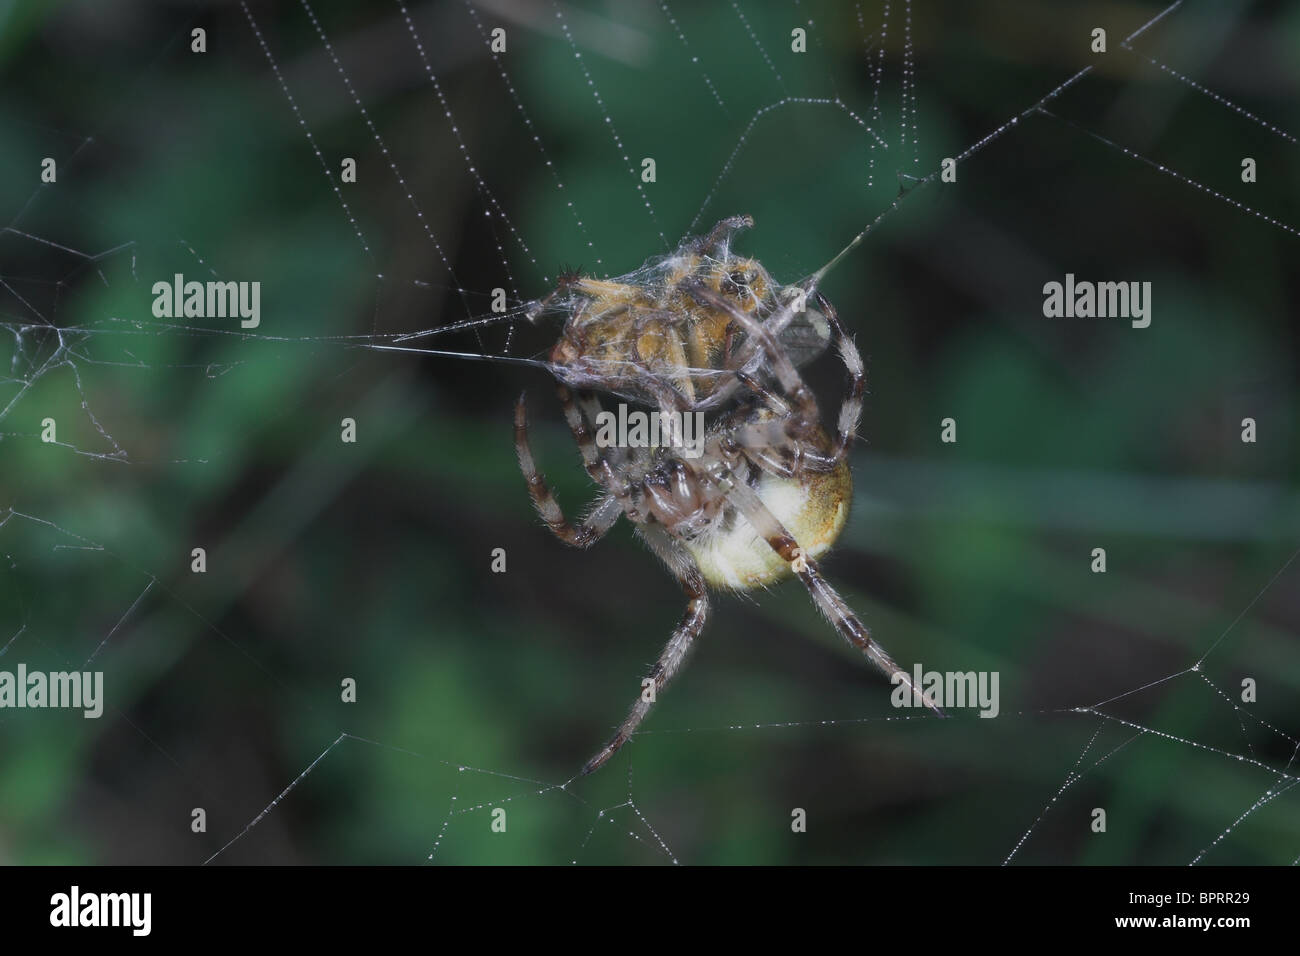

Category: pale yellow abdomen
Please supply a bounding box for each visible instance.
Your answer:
[686,462,851,591]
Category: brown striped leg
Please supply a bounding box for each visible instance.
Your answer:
[580,527,709,776]
[554,384,636,492]
[559,384,687,527]
[513,394,622,548]
[703,290,861,474]
[724,478,946,718]
[571,389,626,468]
[817,294,865,465]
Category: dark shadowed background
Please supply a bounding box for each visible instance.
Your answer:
[1,0,1298,864]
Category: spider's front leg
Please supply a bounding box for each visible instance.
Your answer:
[815,293,865,467]
[514,393,621,548]
[579,527,710,776]
[735,297,866,474]
[686,281,844,475]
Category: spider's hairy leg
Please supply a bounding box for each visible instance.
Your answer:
[580,527,709,776]
[551,384,626,491]
[554,383,660,529]
[513,393,622,548]
[686,281,846,480]
[571,388,624,466]
[687,269,822,414]
[816,294,865,466]
[724,477,946,718]
[682,281,818,426]
[734,296,866,474]
[727,374,824,478]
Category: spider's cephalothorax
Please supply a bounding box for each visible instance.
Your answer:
[516,216,945,776]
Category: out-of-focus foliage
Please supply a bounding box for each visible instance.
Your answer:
[1,0,1297,864]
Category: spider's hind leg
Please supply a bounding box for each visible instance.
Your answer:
[579,527,710,776]
[726,477,946,718]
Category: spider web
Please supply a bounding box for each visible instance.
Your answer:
[1,0,1297,865]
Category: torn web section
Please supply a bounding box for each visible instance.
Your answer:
[0,228,136,462]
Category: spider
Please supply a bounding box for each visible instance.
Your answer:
[515,216,944,776]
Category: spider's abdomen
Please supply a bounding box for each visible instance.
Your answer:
[686,461,852,591]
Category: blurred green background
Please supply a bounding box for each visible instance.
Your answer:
[1,0,1298,864]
